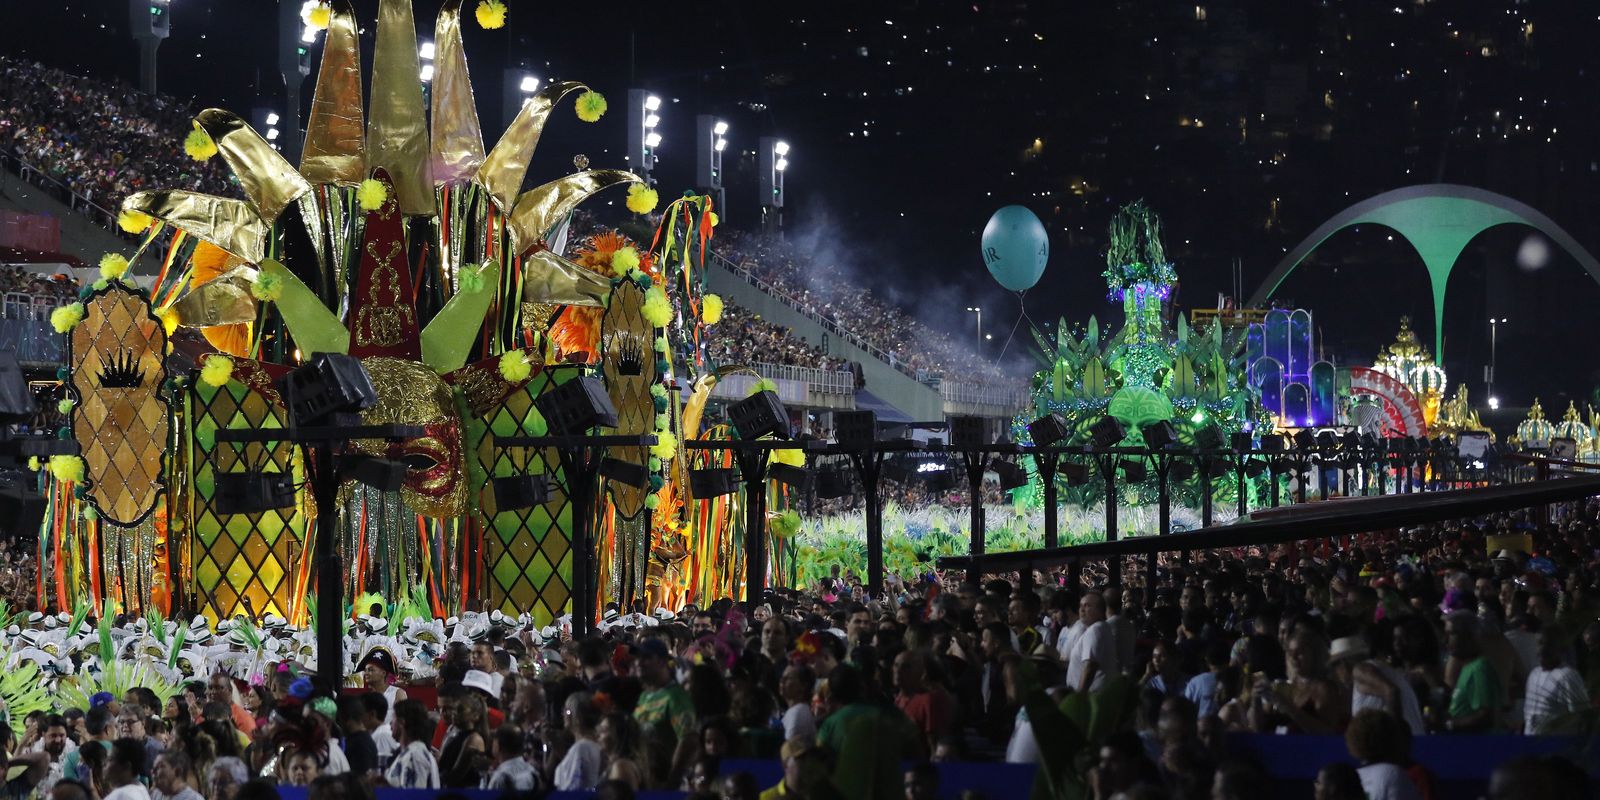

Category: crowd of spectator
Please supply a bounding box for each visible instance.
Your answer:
[710,302,851,374]
[715,229,1022,386]
[8,500,1595,800]
[0,265,80,301]
[0,56,236,216]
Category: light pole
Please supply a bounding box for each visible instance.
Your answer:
[759,138,788,235]
[966,307,982,345]
[129,0,171,94]
[627,90,663,187]
[1488,317,1506,406]
[696,116,729,219]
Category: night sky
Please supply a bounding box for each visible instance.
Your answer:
[8,0,1600,417]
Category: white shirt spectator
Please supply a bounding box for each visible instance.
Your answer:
[1055,619,1084,664]
[1065,620,1117,692]
[1358,763,1420,800]
[384,740,440,789]
[554,738,603,791]
[104,785,152,800]
[1504,628,1540,677]
[483,756,541,793]
[1352,659,1427,736]
[782,702,816,741]
[1524,665,1588,734]
[371,724,399,769]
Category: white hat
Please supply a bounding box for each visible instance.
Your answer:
[653,607,676,621]
[460,669,496,697]
[1329,636,1371,663]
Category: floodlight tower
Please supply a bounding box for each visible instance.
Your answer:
[627,90,663,187]
[129,0,171,94]
[502,69,541,130]
[276,1,318,164]
[696,116,729,219]
[758,138,789,235]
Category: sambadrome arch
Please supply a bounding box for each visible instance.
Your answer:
[1247,184,1600,362]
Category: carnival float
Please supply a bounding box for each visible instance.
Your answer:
[22,0,794,628]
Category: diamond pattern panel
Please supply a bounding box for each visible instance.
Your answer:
[471,370,574,625]
[68,286,169,526]
[187,376,308,622]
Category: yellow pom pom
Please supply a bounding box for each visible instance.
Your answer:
[98,253,129,281]
[357,179,388,212]
[475,0,507,29]
[575,90,607,123]
[306,3,332,29]
[156,306,179,335]
[649,430,677,461]
[498,350,533,383]
[625,184,659,215]
[250,270,284,302]
[701,294,723,325]
[50,303,84,334]
[708,211,719,228]
[183,125,218,162]
[199,354,233,388]
[611,246,640,277]
[117,209,153,234]
[641,287,673,327]
[57,399,73,415]
[47,455,85,484]
[26,457,39,472]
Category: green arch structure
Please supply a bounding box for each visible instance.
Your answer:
[1247,184,1600,362]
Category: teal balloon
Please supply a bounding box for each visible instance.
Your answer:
[981,205,1049,292]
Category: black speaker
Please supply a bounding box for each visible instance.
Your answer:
[950,415,986,448]
[730,390,790,440]
[0,354,33,425]
[1141,420,1179,451]
[275,352,377,427]
[834,410,876,445]
[689,468,737,498]
[492,474,552,510]
[769,463,812,490]
[1061,461,1090,486]
[1028,413,1069,447]
[214,472,297,515]
[1194,424,1226,451]
[0,479,45,538]
[992,459,1028,491]
[1119,459,1147,483]
[535,376,618,434]
[816,466,852,498]
[1230,431,1254,452]
[1089,416,1126,449]
[599,457,648,488]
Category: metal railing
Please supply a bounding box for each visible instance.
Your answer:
[0,149,123,234]
[709,250,921,379]
[749,362,856,396]
[0,292,66,363]
[938,379,1030,412]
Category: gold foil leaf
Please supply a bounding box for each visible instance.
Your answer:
[300,0,365,186]
[476,80,587,214]
[121,191,269,264]
[521,250,612,308]
[368,0,433,213]
[429,0,486,185]
[194,109,312,224]
[508,170,640,253]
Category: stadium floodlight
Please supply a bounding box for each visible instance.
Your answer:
[776,158,789,172]
[714,138,728,152]
[419,41,435,60]
[644,114,660,129]
[774,140,790,156]
[644,94,662,111]
[420,64,435,82]
[713,120,729,135]
[302,26,318,43]
[644,132,662,148]
[266,128,280,140]
[519,75,540,93]
[265,112,280,126]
